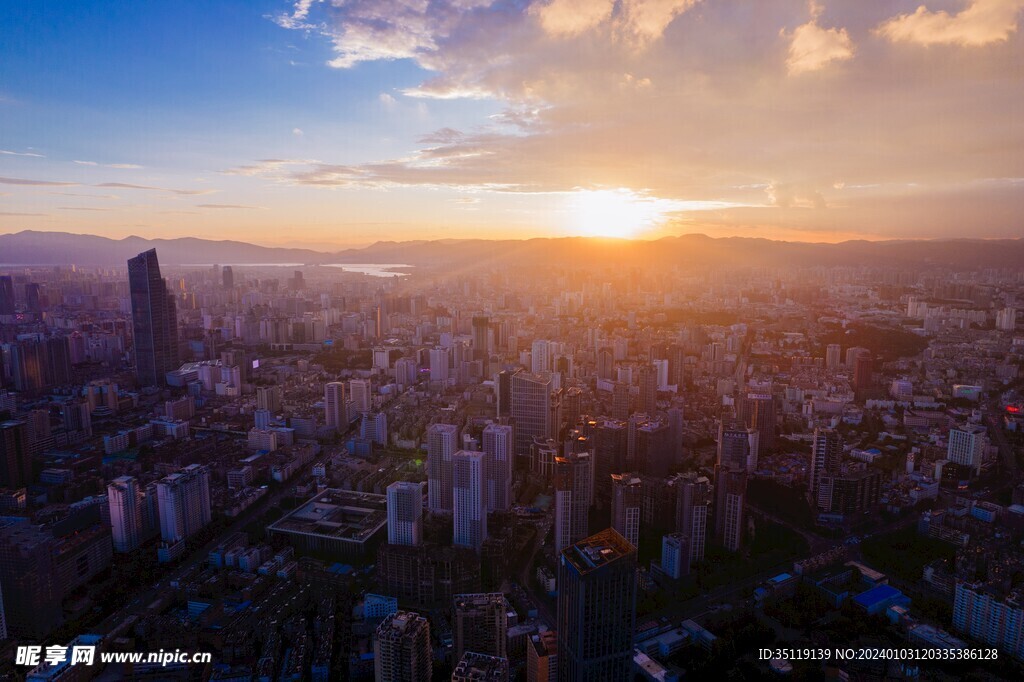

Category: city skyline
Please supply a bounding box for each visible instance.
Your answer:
[3,0,1023,247]
[2,1,1024,679]
[1,239,1022,678]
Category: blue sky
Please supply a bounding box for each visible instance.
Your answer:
[1,1,498,170]
[1,0,512,248]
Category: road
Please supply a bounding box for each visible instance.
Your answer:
[985,407,1017,475]
[92,475,309,637]
[745,502,837,555]
[516,515,557,627]
[643,558,796,625]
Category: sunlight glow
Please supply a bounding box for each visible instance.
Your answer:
[565,189,739,238]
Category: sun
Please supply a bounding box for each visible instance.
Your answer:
[566,188,675,239]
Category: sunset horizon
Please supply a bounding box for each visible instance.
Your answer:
[4,0,1023,246]
[2,2,1024,680]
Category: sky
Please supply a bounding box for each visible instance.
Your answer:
[1,0,1023,249]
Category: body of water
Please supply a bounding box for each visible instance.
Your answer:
[179,263,413,277]
[181,263,306,268]
[323,263,413,277]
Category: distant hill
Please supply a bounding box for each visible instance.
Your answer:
[0,231,327,266]
[1,229,1023,270]
[331,235,1024,270]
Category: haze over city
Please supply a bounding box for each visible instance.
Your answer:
[3,0,1023,247]
[2,2,1024,682]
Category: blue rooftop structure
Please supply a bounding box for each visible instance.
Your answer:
[853,584,909,615]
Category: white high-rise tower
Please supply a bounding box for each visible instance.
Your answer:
[453,451,487,551]
[325,381,347,432]
[387,481,423,546]
[108,475,143,552]
[427,423,459,513]
[482,423,513,512]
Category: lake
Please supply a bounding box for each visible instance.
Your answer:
[323,263,413,278]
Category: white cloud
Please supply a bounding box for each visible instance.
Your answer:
[618,0,699,44]
[293,127,304,136]
[1,149,45,158]
[876,0,1024,47]
[312,0,481,69]
[784,2,855,74]
[95,182,217,196]
[766,182,827,209]
[273,0,321,29]
[260,0,1024,239]
[196,203,266,210]
[532,0,697,44]
[221,158,320,177]
[0,176,75,186]
[74,160,143,168]
[532,0,614,37]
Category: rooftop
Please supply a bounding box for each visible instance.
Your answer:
[853,584,903,609]
[454,593,506,611]
[452,652,509,681]
[267,488,387,543]
[562,528,635,575]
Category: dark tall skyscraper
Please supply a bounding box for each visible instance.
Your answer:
[675,473,710,564]
[222,265,234,289]
[611,382,630,420]
[128,249,179,387]
[0,522,63,639]
[597,348,615,380]
[10,336,71,393]
[811,428,843,511]
[610,473,642,548]
[0,275,14,315]
[737,393,775,452]
[635,418,671,477]
[593,419,627,503]
[557,528,636,681]
[717,421,759,474]
[638,363,658,415]
[472,315,490,374]
[495,369,517,418]
[0,419,33,489]
[24,282,41,312]
[554,452,593,552]
[714,466,747,552]
[853,353,873,392]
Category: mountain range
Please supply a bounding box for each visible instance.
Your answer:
[2,230,1023,270]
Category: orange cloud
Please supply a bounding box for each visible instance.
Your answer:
[250,0,1024,240]
[876,0,1024,47]
[784,3,855,75]
[532,0,614,37]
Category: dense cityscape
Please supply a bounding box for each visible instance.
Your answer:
[4,0,1024,680]
[0,240,1020,680]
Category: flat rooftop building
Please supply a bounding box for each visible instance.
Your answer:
[267,488,387,557]
[452,651,510,682]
